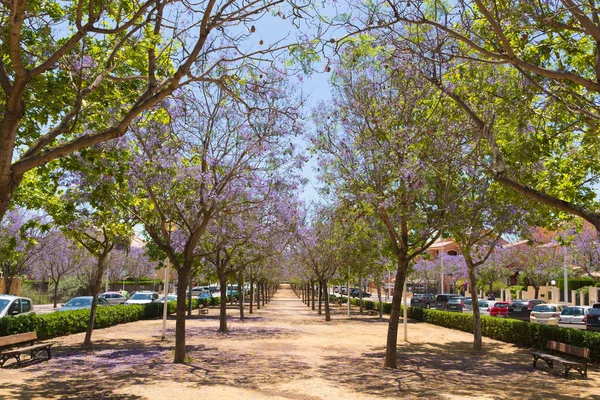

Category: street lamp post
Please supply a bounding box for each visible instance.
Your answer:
[440,244,445,294]
[563,246,568,306]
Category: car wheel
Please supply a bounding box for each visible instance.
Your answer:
[426,303,430,309]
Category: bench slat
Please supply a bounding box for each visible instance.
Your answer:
[0,332,37,348]
[547,340,590,359]
[0,343,53,357]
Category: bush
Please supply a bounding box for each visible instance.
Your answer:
[557,277,596,291]
[0,301,178,340]
[409,308,600,363]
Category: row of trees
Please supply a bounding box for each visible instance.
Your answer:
[2,0,599,372]
[412,224,600,299]
[308,5,600,364]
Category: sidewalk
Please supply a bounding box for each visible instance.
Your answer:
[0,284,597,399]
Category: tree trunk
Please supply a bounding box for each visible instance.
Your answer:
[323,279,331,321]
[384,252,408,369]
[173,265,190,363]
[318,282,322,315]
[218,273,228,332]
[249,278,254,314]
[53,277,60,308]
[534,286,540,299]
[311,280,315,310]
[467,259,483,350]
[359,276,364,314]
[238,270,244,321]
[262,283,266,306]
[377,279,383,321]
[84,252,107,345]
[257,281,261,310]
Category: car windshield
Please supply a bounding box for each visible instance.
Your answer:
[464,299,473,305]
[65,298,92,307]
[0,299,9,313]
[131,293,152,300]
[478,301,490,307]
[533,305,556,312]
[494,303,508,308]
[561,307,584,316]
[448,299,462,304]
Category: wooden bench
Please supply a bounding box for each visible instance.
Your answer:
[198,303,209,314]
[529,340,589,378]
[0,332,53,368]
[367,309,378,316]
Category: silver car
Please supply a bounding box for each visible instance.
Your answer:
[558,306,592,330]
[0,295,34,318]
[530,304,565,325]
[98,291,127,305]
[463,299,493,316]
[59,296,111,311]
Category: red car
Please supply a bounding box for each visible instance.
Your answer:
[488,302,509,317]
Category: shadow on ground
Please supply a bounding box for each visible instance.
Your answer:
[0,338,166,399]
[317,340,600,400]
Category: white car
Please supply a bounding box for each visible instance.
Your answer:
[0,295,34,318]
[463,299,493,316]
[558,306,592,330]
[125,291,160,305]
[530,304,565,325]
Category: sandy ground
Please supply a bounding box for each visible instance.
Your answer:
[0,284,598,400]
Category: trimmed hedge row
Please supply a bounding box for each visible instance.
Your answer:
[331,295,600,363]
[330,295,397,315]
[0,301,178,340]
[410,308,600,364]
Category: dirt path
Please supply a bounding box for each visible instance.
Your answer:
[0,284,598,399]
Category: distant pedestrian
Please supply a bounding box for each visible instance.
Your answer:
[487,293,495,301]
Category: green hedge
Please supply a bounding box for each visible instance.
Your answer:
[557,277,599,291]
[332,295,600,363]
[0,301,178,340]
[409,308,600,364]
[330,296,396,315]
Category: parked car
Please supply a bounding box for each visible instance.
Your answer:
[197,292,212,300]
[58,296,111,312]
[558,306,592,330]
[98,291,127,305]
[350,288,371,298]
[507,299,545,321]
[186,286,209,297]
[489,302,509,317]
[463,298,473,311]
[410,294,436,309]
[446,297,467,312]
[435,294,462,310]
[160,294,178,303]
[0,295,33,318]
[530,304,565,325]
[125,291,160,305]
[586,303,600,332]
[463,299,494,316]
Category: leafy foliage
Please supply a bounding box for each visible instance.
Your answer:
[0,302,177,339]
